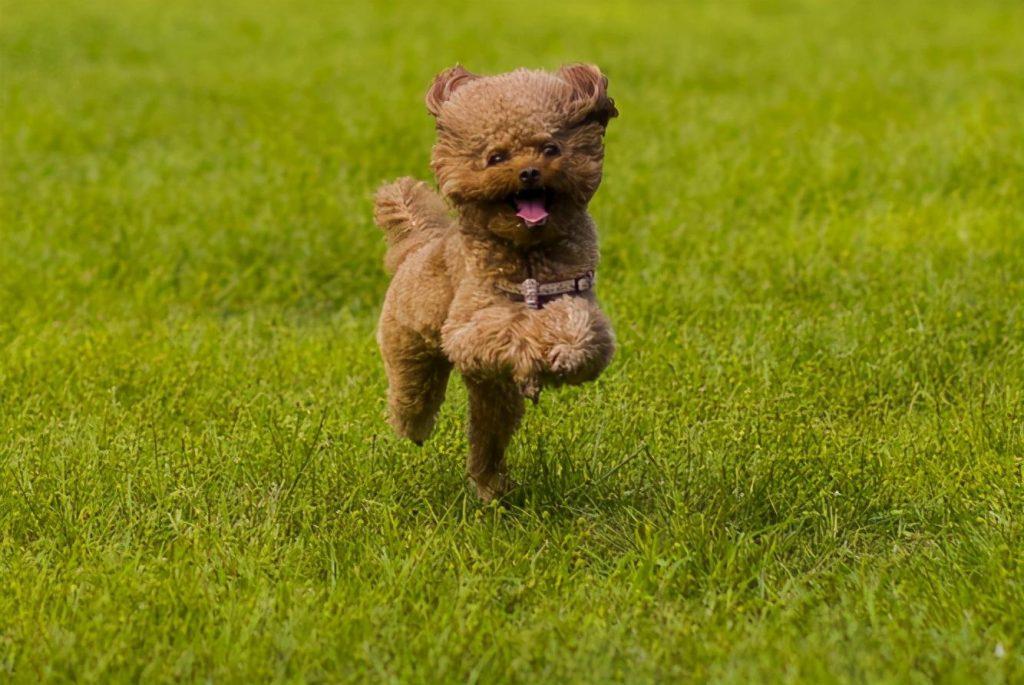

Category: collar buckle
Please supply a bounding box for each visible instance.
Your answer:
[520,278,541,309]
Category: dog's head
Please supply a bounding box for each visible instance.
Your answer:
[426,64,617,243]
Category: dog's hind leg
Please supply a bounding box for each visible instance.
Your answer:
[379,323,452,445]
[464,376,525,501]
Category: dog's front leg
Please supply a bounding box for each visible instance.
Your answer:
[534,297,616,386]
[464,375,524,500]
[441,304,547,400]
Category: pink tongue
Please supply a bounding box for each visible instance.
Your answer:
[515,198,549,225]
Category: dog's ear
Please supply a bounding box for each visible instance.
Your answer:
[425,65,479,117]
[558,63,618,128]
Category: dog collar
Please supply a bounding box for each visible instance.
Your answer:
[496,271,595,310]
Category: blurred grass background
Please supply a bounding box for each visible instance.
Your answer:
[2,0,1023,682]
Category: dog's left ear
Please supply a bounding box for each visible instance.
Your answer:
[558,63,618,128]
[426,65,479,117]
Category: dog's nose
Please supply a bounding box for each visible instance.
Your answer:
[519,167,541,184]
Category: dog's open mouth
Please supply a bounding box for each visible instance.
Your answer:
[509,188,551,228]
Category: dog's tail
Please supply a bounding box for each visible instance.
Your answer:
[374,177,452,273]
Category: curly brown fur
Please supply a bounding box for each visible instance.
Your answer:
[375,64,618,500]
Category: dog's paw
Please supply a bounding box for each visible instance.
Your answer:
[471,471,519,502]
[547,342,590,378]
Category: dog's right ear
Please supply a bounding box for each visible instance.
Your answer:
[425,65,479,117]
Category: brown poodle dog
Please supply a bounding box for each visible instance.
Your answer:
[374,64,618,500]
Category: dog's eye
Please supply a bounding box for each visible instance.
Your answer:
[541,143,561,157]
[486,152,507,166]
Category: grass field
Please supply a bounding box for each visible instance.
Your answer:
[2,0,1023,682]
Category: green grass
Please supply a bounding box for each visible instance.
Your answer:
[2,0,1023,682]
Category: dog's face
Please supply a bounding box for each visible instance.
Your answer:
[426,64,617,243]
